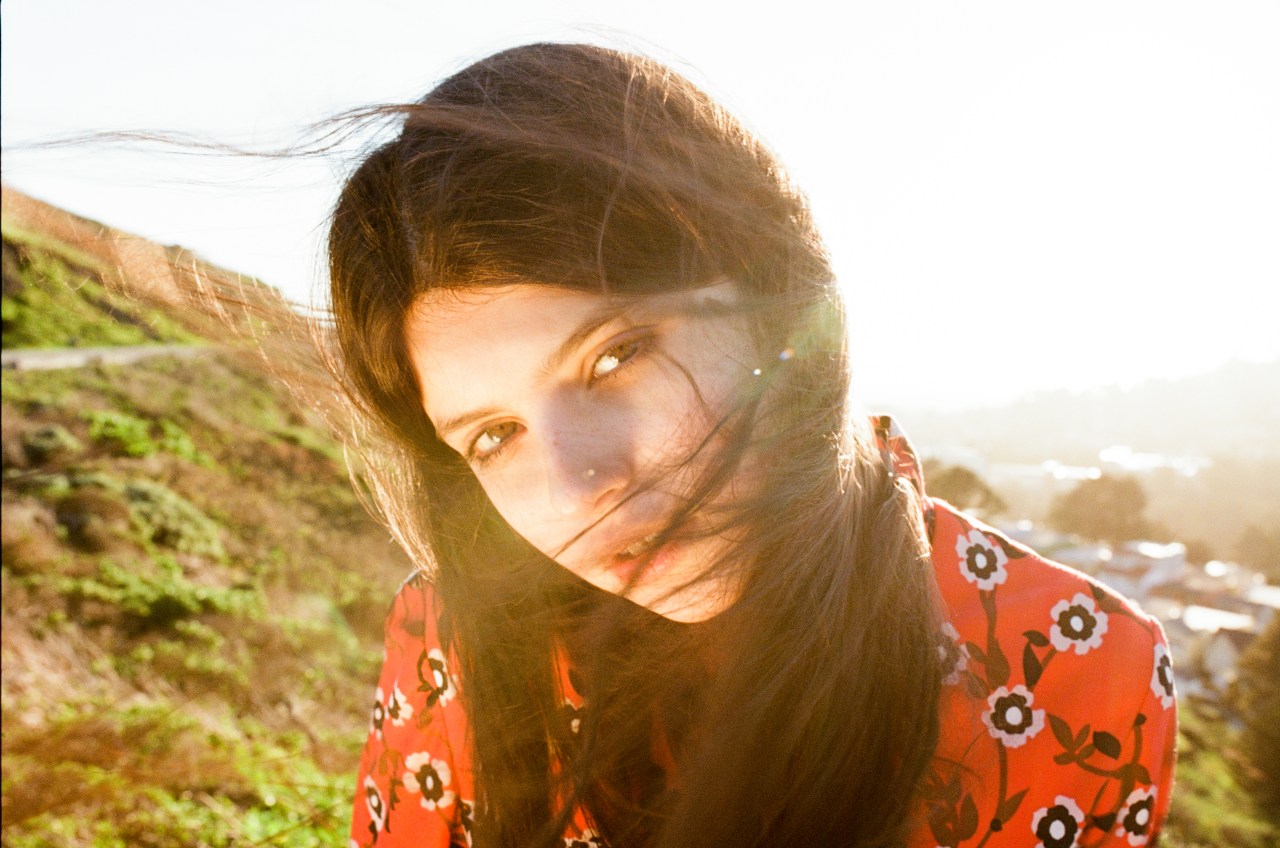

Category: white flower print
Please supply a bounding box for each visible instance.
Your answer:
[420,647,457,707]
[938,622,970,686]
[1031,795,1084,848]
[1150,642,1175,709]
[1048,593,1109,656]
[955,528,1009,591]
[370,688,388,740]
[364,775,387,832]
[565,831,605,848]
[1115,787,1157,846]
[564,698,583,736]
[403,751,456,811]
[982,684,1045,748]
[387,681,415,727]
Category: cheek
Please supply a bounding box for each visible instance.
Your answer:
[474,466,555,552]
[642,349,746,454]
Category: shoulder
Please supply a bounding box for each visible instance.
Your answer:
[921,500,1177,847]
[929,497,1167,674]
[351,571,472,848]
[378,570,461,714]
[384,570,444,647]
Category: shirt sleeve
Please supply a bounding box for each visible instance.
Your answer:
[1099,614,1178,847]
[1025,608,1178,848]
[921,500,1179,848]
[350,573,474,848]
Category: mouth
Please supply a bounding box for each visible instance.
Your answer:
[609,531,677,583]
[618,532,661,561]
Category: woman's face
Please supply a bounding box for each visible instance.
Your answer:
[404,281,757,622]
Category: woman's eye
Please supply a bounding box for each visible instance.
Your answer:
[469,421,520,464]
[590,337,646,383]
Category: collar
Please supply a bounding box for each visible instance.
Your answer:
[872,414,926,497]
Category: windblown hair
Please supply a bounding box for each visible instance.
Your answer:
[326,43,943,847]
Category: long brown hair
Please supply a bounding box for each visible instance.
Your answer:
[325,43,943,847]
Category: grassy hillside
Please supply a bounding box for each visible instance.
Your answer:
[1,220,198,350]
[1,196,411,846]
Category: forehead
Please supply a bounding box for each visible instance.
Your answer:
[403,284,616,415]
[409,283,596,329]
[405,285,609,366]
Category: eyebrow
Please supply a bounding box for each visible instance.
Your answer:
[431,301,629,443]
[539,303,629,376]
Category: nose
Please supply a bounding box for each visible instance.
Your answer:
[542,425,630,518]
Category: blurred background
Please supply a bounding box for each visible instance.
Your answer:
[3,1,1277,845]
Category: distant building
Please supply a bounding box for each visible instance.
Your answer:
[1240,582,1280,631]
[1095,541,1187,600]
[1143,598,1261,697]
[1200,627,1257,691]
[1049,541,1112,574]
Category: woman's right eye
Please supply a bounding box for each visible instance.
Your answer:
[468,421,521,465]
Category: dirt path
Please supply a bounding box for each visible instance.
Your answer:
[1,344,207,371]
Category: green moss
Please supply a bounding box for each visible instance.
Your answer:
[1,220,110,273]
[85,409,155,456]
[23,472,225,560]
[59,555,256,629]
[1,367,93,407]
[1,230,198,349]
[21,424,84,463]
[81,409,212,465]
[124,481,224,558]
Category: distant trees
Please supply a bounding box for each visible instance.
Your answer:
[1182,538,1213,567]
[1047,475,1150,545]
[922,461,1007,516]
[1227,613,1280,826]
[1235,523,1280,583]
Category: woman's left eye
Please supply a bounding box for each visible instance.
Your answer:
[590,336,647,383]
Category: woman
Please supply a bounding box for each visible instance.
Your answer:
[330,43,1176,847]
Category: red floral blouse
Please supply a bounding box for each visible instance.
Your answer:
[351,419,1178,847]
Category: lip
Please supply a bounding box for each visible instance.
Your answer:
[607,536,679,585]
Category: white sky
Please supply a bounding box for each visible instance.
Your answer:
[3,0,1277,410]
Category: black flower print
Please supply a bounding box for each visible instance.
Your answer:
[565,831,605,848]
[938,622,971,685]
[454,799,474,848]
[1049,593,1108,655]
[1031,795,1084,848]
[370,688,388,740]
[364,776,388,833]
[387,682,415,727]
[418,647,457,707]
[1150,643,1175,709]
[955,528,1008,591]
[982,684,1045,748]
[1115,787,1157,846]
[403,751,456,811]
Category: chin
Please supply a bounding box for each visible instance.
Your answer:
[629,573,739,623]
[559,541,741,623]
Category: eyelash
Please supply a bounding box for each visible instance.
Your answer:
[588,333,650,385]
[465,333,653,468]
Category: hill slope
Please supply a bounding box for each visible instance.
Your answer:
[1,189,410,847]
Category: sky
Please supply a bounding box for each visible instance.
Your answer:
[3,0,1278,410]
